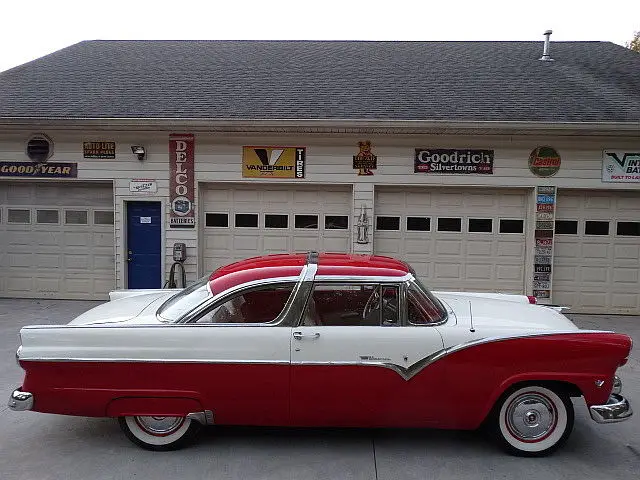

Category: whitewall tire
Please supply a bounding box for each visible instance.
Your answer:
[119,415,201,451]
[494,385,574,457]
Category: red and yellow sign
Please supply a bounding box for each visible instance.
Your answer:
[242,147,306,178]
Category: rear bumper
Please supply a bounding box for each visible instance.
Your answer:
[589,394,633,423]
[8,388,33,411]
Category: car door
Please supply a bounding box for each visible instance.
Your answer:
[183,281,296,426]
[289,281,447,428]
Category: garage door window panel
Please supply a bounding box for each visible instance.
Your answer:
[407,216,430,232]
[616,221,640,237]
[205,213,229,228]
[303,284,399,327]
[65,210,88,225]
[265,214,289,229]
[468,218,493,233]
[499,219,524,234]
[36,209,59,224]
[555,220,578,235]
[325,215,349,230]
[7,209,30,224]
[196,283,296,324]
[94,211,114,225]
[585,221,609,236]
[235,213,259,228]
[437,217,462,232]
[376,216,400,231]
[295,215,318,229]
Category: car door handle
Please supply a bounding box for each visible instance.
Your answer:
[293,331,320,340]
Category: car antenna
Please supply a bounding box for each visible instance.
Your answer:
[469,300,475,333]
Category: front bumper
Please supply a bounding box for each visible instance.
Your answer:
[589,394,633,423]
[7,388,33,411]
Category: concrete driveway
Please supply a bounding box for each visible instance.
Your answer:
[1,299,639,480]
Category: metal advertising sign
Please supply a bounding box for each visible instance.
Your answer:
[602,150,640,183]
[0,161,77,178]
[529,146,561,177]
[242,147,306,179]
[414,149,494,174]
[129,179,158,194]
[353,141,377,176]
[532,185,556,302]
[83,141,115,159]
[169,134,195,229]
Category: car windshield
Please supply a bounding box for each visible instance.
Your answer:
[157,277,211,322]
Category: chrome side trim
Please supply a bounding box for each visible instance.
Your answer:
[22,358,291,364]
[589,394,633,423]
[186,409,214,425]
[313,273,413,283]
[8,388,33,411]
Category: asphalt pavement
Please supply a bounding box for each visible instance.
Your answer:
[1,298,639,480]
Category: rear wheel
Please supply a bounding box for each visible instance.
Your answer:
[119,415,201,451]
[493,385,574,457]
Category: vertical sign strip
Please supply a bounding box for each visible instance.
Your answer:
[169,134,195,228]
[533,186,556,302]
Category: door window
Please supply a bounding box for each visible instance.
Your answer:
[196,283,295,324]
[302,283,399,326]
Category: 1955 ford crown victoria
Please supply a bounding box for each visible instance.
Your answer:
[9,252,633,456]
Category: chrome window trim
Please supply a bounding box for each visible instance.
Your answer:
[178,276,303,326]
[405,278,448,327]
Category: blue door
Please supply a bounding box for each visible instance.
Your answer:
[127,201,162,288]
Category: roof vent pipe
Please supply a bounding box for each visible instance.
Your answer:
[539,30,554,61]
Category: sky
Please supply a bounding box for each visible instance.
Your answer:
[1,0,638,73]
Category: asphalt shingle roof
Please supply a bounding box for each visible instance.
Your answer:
[0,40,639,123]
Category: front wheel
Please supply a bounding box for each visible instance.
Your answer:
[119,415,201,451]
[493,385,574,457]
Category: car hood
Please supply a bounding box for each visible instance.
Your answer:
[435,293,578,331]
[68,291,175,326]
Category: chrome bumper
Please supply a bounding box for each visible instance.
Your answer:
[7,388,33,411]
[589,394,633,423]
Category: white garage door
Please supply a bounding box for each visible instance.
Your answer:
[374,187,528,293]
[0,182,115,300]
[554,190,640,314]
[201,184,352,273]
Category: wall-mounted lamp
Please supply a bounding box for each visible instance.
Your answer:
[131,145,146,161]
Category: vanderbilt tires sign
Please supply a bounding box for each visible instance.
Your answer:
[243,147,305,179]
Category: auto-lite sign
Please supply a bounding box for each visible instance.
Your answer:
[242,147,305,178]
[532,186,556,301]
[414,149,493,174]
[169,134,195,228]
[83,141,115,159]
[602,150,640,183]
[0,161,77,178]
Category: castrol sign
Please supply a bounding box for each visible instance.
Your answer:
[169,134,195,228]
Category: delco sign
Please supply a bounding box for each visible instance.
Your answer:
[169,134,195,228]
[414,149,494,174]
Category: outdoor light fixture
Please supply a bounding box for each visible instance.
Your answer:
[131,146,146,161]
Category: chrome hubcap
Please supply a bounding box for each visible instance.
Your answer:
[506,393,556,441]
[135,416,185,436]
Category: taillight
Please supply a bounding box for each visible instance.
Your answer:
[527,295,537,304]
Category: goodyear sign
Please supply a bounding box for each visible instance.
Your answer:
[242,147,305,179]
[0,161,77,178]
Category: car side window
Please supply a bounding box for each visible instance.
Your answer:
[302,283,399,326]
[407,283,443,325]
[195,283,295,324]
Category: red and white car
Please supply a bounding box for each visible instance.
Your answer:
[9,253,633,456]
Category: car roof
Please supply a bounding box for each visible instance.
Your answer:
[208,253,410,294]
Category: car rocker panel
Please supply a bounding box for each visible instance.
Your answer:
[9,252,633,455]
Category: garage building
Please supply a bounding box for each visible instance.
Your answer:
[0,40,638,314]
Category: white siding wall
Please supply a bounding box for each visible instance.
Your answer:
[1,130,639,293]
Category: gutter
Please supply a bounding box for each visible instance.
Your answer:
[0,117,638,136]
